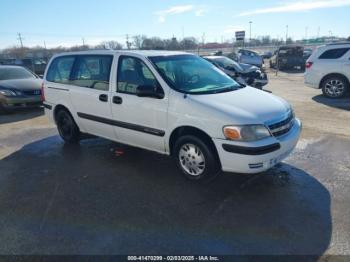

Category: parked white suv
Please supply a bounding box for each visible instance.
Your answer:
[305,42,350,98]
[43,50,301,181]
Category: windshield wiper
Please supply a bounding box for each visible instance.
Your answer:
[211,85,240,94]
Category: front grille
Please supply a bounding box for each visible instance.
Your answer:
[268,112,294,137]
[23,90,41,96]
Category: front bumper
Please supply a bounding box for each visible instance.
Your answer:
[213,118,302,174]
[1,95,42,108]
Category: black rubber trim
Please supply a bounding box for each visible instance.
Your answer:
[43,103,52,110]
[222,143,281,155]
[77,112,165,137]
[47,86,69,91]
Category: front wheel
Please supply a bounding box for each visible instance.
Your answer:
[173,135,221,182]
[56,110,80,144]
[322,76,349,98]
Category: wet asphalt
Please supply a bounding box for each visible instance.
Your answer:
[0,70,350,256]
[0,121,349,256]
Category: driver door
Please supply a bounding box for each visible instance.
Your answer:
[110,55,168,154]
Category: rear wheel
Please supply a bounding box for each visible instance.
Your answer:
[56,110,80,143]
[322,76,349,98]
[173,135,220,182]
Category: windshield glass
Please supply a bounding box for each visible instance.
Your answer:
[149,55,241,94]
[279,47,303,57]
[211,57,242,71]
[0,67,36,80]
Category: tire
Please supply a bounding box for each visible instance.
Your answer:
[0,103,8,114]
[173,135,221,182]
[321,75,349,98]
[56,109,80,144]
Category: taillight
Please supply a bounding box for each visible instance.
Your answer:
[41,82,45,102]
[305,62,313,69]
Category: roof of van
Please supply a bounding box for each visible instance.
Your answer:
[53,50,191,57]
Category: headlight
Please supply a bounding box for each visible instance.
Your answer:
[0,89,18,96]
[223,125,271,141]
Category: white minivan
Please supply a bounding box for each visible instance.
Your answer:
[43,50,301,181]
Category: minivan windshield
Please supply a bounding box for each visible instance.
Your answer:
[149,55,241,94]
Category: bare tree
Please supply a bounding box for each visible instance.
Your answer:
[133,35,147,49]
[180,37,198,50]
[101,41,123,50]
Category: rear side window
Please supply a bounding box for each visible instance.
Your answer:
[319,48,350,59]
[71,55,113,91]
[46,56,75,83]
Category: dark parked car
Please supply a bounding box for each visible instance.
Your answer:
[204,56,268,89]
[270,46,305,70]
[303,48,313,61]
[0,58,47,76]
[261,51,273,59]
[0,66,42,112]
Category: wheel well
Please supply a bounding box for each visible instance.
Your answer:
[53,104,71,124]
[169,126,221,165]
[319,73,350,89]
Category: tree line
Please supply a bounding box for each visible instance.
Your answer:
[1,35,349,60]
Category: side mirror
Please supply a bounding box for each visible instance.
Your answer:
[136,85,164,99]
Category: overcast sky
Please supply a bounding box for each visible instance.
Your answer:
[0,0,349,48]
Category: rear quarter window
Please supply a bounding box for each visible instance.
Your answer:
[319,48,350,59]
[46,56,75,83]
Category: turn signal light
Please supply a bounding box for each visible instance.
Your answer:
[223,127,241,140]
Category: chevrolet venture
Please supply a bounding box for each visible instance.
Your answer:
[43,51,301,181]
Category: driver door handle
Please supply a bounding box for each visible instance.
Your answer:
[113,96,123,104]
[99,94,108,102]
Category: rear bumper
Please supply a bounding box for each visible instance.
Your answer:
[213,118,302,174]
[1,96,42,108]
[304,73,319,89]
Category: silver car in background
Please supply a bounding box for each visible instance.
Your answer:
[237,49,264,68]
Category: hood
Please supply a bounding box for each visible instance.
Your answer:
[0,78,42,91]
[239,63,259,73]
[188,86,291,125]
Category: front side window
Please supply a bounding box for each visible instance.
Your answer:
[149,55,240,95]
[117,56,163,95]
[46,56,75,83]
[319,48,350,59]
[71,55,113,90]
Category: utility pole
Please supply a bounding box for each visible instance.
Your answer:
[82,37,85,46]
[249,21,252,46]
[317,26,320,39]
[43,41,47,49]
[201,32,205,46]
[17,33,24,48]
[286,25,289,44]
[126,34,132,50]
[182,26,185,39]
[305,27,308,44]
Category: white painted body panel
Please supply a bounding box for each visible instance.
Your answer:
[44,50,301,174]
[304,44,350,88]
